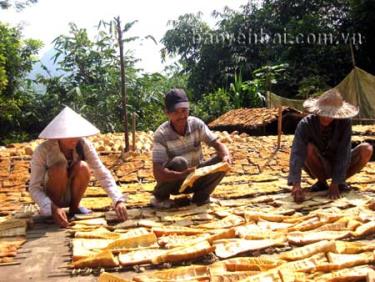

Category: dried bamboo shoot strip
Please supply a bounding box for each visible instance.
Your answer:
[279,240,336,261]
[104,233,158,251]
[287,231,350,245]
[119,248,168,266]
[133,265,209,281]
[214,238,285,259]
[98,272,131,282]
[71,250,119,268]
[152,226,205,236]
[151,240,213,264]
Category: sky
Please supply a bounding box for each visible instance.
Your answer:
[1,0,248,73]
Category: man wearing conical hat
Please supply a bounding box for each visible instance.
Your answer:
[29,107,127,227]
[288,88,373,203]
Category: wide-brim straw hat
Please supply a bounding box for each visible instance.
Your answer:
[303,88,359,119]
[39,106,100,139]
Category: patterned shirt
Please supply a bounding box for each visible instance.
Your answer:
[29,138,124,216]
[152,116,218,167]
[288,114,352,185]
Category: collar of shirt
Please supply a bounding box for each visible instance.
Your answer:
[168,118,192,136]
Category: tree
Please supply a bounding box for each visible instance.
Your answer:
[0,22,42,144]
[161,0,364,101]
[349,0,375,74]
[38,22,139,132]
[37,20,185,135]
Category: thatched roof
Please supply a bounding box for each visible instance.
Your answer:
[209,107,302,134]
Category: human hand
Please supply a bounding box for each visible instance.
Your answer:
[291,184,305,203]
[328,183,341,200]
[51,203,69,228]
[183,167,195,176]
[222,154,232,164]
[115,201,128,222]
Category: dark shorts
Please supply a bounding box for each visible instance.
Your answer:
[303,144,361,179]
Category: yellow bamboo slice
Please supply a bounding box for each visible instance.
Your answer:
[315,252,375,272]
[179,162,231,193]
[133,265,209,282]
[156,205,210,219]
[222,256,284,272]
[71,250,119,268]
[287,231,350,245]
[152,226,205,237]
[98,272,131,282]
[211,271,260,282]
[256,220,293,231]
[346,219,362,231]
[75,226,121,240]
[0,219,27,231]
[313,221,348,232]
[238,268,282,282]
[288,216,324,232]
[74,212,104,220]
[198,215,244,229]
[244,212,291,223]
[279,240,336,261]
[72,238,113,261]
[0,227,26,238]
[278,268,307,282]
[71,217,107,226]
[151,240,213,264]
[277,253,327,273]
[352,221,375,237]
[335,240,375,254]
[314,265,373,282]
[119,248,168,266]
[120,227,150,238]
[214,238,285,259]
[158,235,207,249]
[104,232,157,251]
[207,228,236,244]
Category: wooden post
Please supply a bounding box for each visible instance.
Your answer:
[115,16,130,153]
[350,41,356,67]
[277,106,283,149]
[132,113,136,151]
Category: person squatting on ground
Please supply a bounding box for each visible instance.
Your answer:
[29,107,127,227]
[151,89,232,208]
[288,88,373,203]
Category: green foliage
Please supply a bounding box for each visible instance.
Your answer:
[192,88,232,123]
[37,21,138,132]
[1,0,374,144]
[193,64,288,122]
[0,22,42,144]
[161,0,361,100]
[37,21,188,135]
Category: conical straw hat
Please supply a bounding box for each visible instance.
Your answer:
[303,88,359,119]
[39,106,100,139]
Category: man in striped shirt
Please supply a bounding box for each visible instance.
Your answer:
[151,89,232,208]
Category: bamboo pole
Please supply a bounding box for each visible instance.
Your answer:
[115,16,129,153]
[132,113,136,151]
[350,41,356,67]
[277,106,283,149]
